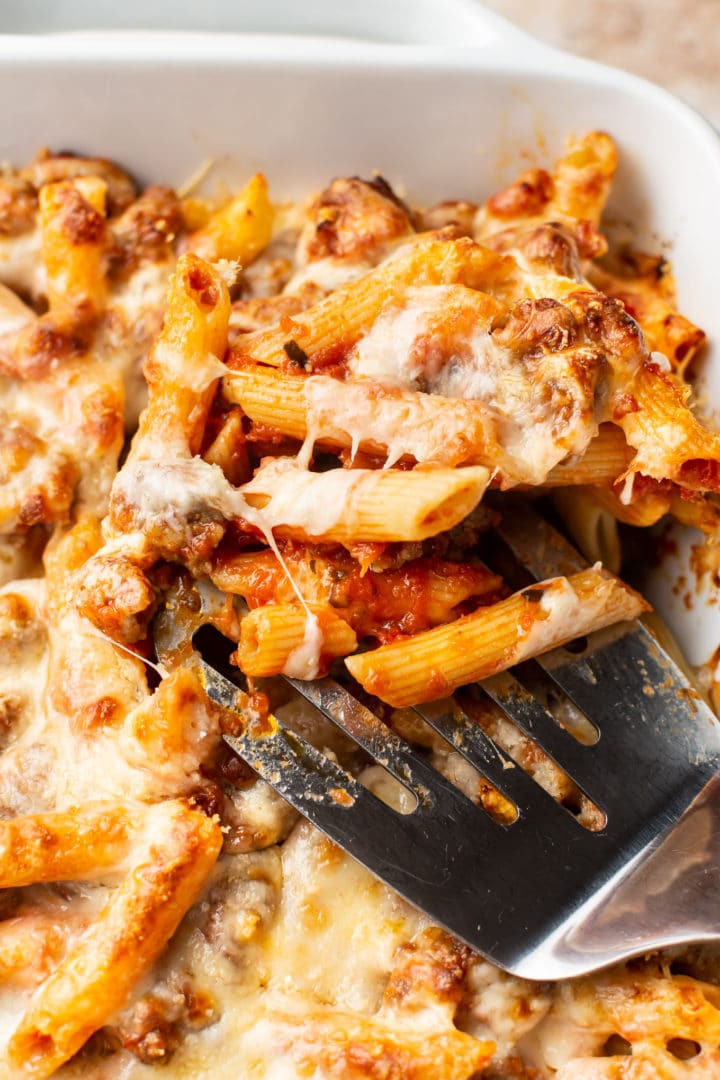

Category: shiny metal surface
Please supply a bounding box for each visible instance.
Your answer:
[158,503,720,980]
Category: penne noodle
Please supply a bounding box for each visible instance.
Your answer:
[551,131,618,226]
[5,800,222,1080]
[271,1011,494,1080]
[188,172,274,265]
[475,132,617,248]
[242,459,490,543]
[565,971,720,1047]
[224,365,504,468]
[552,488,622,573]
[39,178,108,317]
[124,667,220,767]
[345,567,648,707]
[0,803,138,888]
[44,519,151,722]
[276,1009,494,1080]
[589,485,671,528]
[617,362,720,493]
[669,491,720,533]
[413,563,503,618]
[544,424,633,487]
[553,482,673,572]
[223,364,307,439]
[230,233,517,369]
[131,253,231,460]
[238,603,358,678]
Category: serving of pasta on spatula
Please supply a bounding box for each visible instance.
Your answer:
[2,132,720,1078]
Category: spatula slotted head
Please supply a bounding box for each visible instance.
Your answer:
[180,502,720,980]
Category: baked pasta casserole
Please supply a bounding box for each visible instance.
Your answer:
[0,134,719,1078]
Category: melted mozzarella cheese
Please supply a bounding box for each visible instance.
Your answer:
[0,569,217,817]
[0,578,48,748]
[463,960,552,1059]
[520,577,586,658]
[242,457,368,536]
[302,373,497,469]
[58,810,552,1079]
[113,454,356,541]
[347,287,598,483]
[0,282,35,337]
[280,611,323,680]
[112,456,327,677]
[348,286,452,388]
[0,347,125,530]
[93,822,427,1080]
[101,260,176,429]
[0,228,45,300]
[284,255,373,295]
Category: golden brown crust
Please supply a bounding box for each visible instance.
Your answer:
[486,222,585,280]
[283,1019,493,1080]
[75,556,157,643]
[21,149,137,215]
[298,175,415,263]
[109,185,183,278]
[0,177,38,237]
[476,132,617,262]
[589,249,706,374]
[486,168,554,220]
[5,802,222,1079]
[383,927,471,1010]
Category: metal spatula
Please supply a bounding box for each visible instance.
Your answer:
[155,502,720,981]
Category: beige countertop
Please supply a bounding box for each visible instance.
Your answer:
[483,0,720,128]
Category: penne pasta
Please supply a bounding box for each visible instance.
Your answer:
[230,233,517,369]
[617,361,720,492]
[475,131,617,255]
[39,177,108,317]
[669,491,720,533]
[241,459,490,543]
[4,800,222,1080]
[551,131,618,227]
[124,667,222,768]
[554,482,673,571]
[188,172,274,265]
[202,406,251,486]
[346,567,647,707]
[271,1009,494,1080]
[131,253,231,460]
[0,803,137,887]
[587,485,671,528]
[224,364,504,468]
[544,424,633,487]
[238,603,358,678]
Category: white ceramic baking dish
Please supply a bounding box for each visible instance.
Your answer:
[2,0,719,668]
